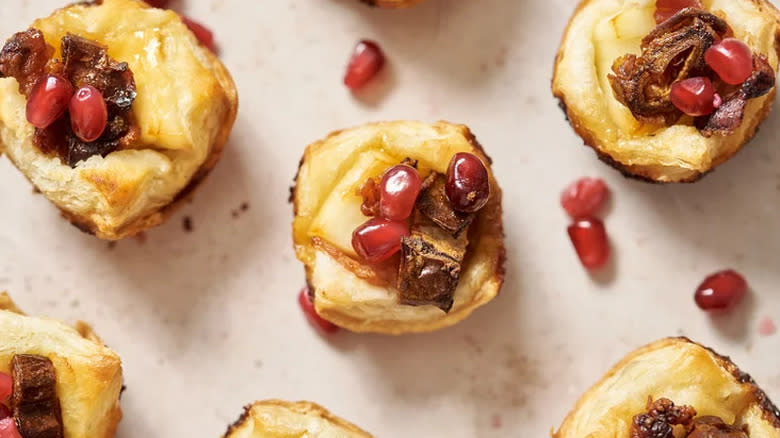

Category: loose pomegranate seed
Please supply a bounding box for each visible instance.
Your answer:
[445,152,491,213]
[654,0,702,23]
[0,373,10,404]
[0,418,21,438]
[694,269,747,311]
[705,38,754,85]
[758,317,776,337]
[670,77,716,116]
[69,86,107,142]
[25,75,74,129]
[567,218,610,270]
[0,405,9,421]
[298,288,339,334]
[380,165,422,221]
[145,0,169,7]
[352,217,409,263]
[561,177,609,219]
[182,16,218,53]
[344,40,385,91]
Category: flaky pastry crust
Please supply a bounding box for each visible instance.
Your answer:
[552,0,780,182]
[0,0,238,239]
[292,121,505,334]
[555,337,780,438]
[0,292,124,438]
[223,400,372,438]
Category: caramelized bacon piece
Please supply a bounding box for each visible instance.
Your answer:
[701,55,776,137]
[687,416,748,438]
[415,173,474,238]
[397,212,468,312]
[359,177,381,217]
[0,29,53,95]
[631,398,697,438]
[609,9,730,124]
[10,354,64,438]
[58,34,137,166]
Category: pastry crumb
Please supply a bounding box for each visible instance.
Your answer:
[183,216,193,232]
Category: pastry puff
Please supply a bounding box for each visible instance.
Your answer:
[224,400,373,438]
[552,0,780,182]
[0,292,124,438]
[555,337,780,438]
[292,121,505,334]
[0,0,238,240]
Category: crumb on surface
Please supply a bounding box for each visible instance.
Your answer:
[183,216,193,232]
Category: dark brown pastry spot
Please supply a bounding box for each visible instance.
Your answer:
[10,354,64,438]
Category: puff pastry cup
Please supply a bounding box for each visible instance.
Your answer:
[224,400,372,438]
[555,337,780,438]
[0,0,238,240]
[292,121,505,334]
[553,0,780,182]
[0,292,124,438]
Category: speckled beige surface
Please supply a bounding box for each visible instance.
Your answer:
[0,1,778,437]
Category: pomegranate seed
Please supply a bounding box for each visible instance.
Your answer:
[705,38,754,85]
[0,405,9,421]
[380,165,422,221]
[655,0,702,23]
[344,40,385,90]
[561,177,609,219]
[0,418,21,438]
[758,317,776,337]
[0,373,10,404]
[25,75,74,129]
[694,269,747,311]
[298,288,339,334]
[182,16,217,53]
[567,218,610,270]
[145,0,169,7]
[352,217,409,263]
[69,86,107,142]
[670,77,716,116]
[445,152,491,213]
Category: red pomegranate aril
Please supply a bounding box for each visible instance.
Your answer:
[0,418,21,438]
[380,165,422,221]
[352,217,409,263]
[561,177,609,219]
[69,86,107,142]
[145,0,169,7]
[0,405,9,421]
[568,218,610,270]
[298,288,339,334]
[182,16,217,53]
[445,152,490,213]
[0,373,10,404]
[654,0,702,23]
[694,269,747,311]
[705,38,754,85]
[344,40,385,91]
[26,75,74,129]
[670,77,716,116]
